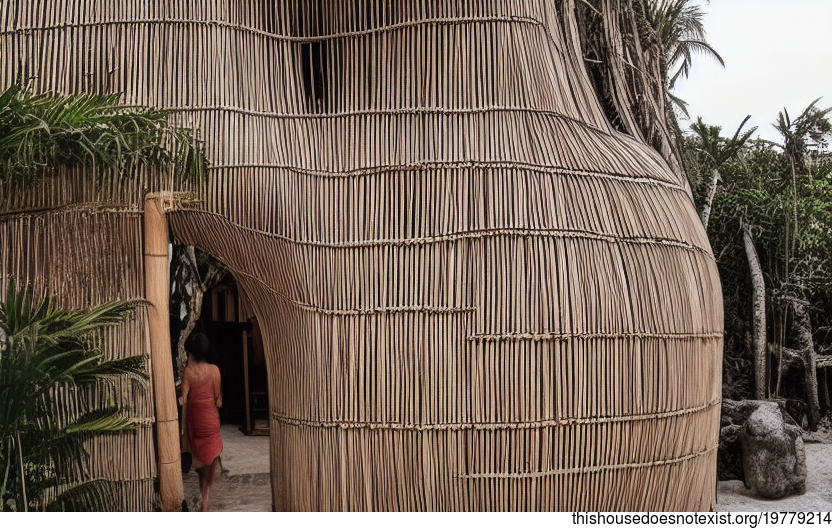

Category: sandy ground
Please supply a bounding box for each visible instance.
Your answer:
[216,424,270,476]
[182,424,272,512]
[185,424,830,512]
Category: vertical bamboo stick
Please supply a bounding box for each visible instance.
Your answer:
[144,194,184,512]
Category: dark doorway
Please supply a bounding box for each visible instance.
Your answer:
[200,276,269,435]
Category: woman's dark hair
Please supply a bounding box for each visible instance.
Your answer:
[186,332,211,362]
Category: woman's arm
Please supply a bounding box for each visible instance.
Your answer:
[180,369,190,436]
[180,368,190,406]
[213,365,223,408]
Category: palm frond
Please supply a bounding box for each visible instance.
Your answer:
[1,279,149,511]
[35,299,143,348]
[3,281,50,336]
[26,408,135,476]
[46,479,115,512]
[668,40,724,89]
[0,82,207,185]
[690,115,756,168]
[774,98,832,165]
[639,0,724,88]
[668,91,690,119]
[65,408,136,436]
[72,355,147,386]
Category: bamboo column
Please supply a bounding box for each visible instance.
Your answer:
[144,194,184,512]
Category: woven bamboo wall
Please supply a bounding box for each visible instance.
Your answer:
[0,178,159,510]
[1,0,723,511]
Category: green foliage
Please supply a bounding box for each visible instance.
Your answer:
[0,82,206,185]
[792,160,832,293]
[727,148,829,287]
[0,281,147,511]
[637,0,725,88]
[774,98,832,169]
[685,111,832,404]
[690,115,757,168]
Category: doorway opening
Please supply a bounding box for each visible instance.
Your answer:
[200,276,269,435]
[170,243,269,436]
[169,241,273,509]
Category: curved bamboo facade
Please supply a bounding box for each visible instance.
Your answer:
[0,1,722,511]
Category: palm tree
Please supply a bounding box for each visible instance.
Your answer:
[0,281,147,511]
[638,0,724,90]
[773,98,832,237]
[0,82,205,186]
[769,99,832,429]
[690,115,756,230]
[688,116,764,397]
[573,0,723,182]
[774,98,832,169]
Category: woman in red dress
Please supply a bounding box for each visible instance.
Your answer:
[181,332,223,511]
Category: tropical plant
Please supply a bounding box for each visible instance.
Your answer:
[570,0,723,181]
[689,115,756,230]
[686,116,765,397]
[773,98,832,242]
[637,0,724,90]
[684,116,832,427]
[767,101,832,427]
[0,82,206,185]
[0,281,147,511]
[774,98,832,170]
[0,82,206,512]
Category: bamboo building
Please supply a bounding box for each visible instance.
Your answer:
[0,1,723,511]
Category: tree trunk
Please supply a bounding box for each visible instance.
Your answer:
[742,223,767,399]
[792,299,820,430]
[599,0,644,141]
[767,342,804,370]
[172,245,227,376]
[700,167,720,231]
[790,155,798,245]
[820,368,830,411]
[178,286,204,369]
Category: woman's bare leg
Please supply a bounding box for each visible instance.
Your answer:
[196,467,207,511]
[198,458,221,511]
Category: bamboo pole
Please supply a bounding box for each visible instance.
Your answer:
[144,194,184,512]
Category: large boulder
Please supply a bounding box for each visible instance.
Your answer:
[719,399,800,481]
[740,402,806,499]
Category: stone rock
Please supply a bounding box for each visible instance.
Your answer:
[719,399,801,481]
[740,402,806,499]
[718,423,744,481]
[722,399,799,428]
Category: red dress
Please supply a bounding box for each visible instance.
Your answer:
[186,376,222,466]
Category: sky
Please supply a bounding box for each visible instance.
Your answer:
[673,0,832,145]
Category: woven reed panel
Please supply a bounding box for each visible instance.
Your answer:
[0,207,157,511]
[1,0,722,511]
